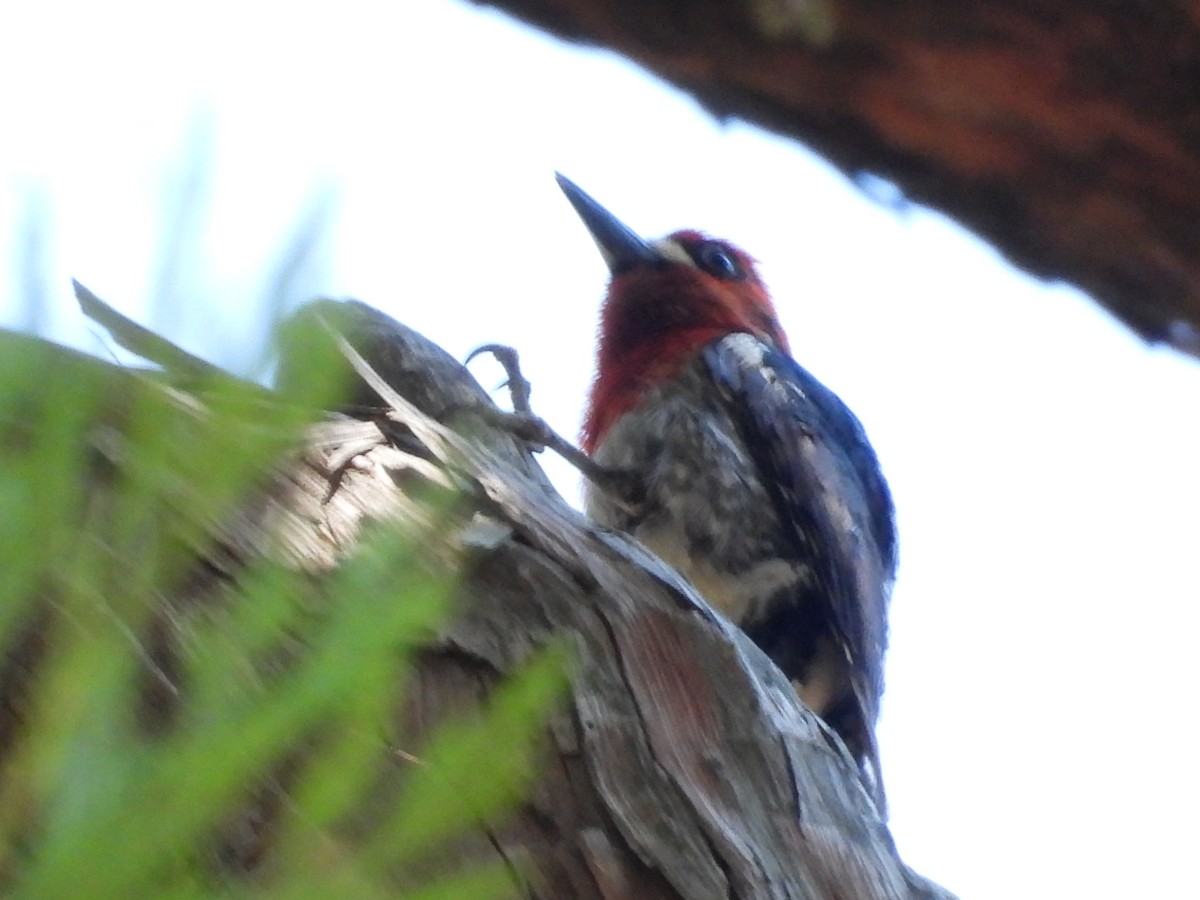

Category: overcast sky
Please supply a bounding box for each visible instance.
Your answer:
[4,2,1200,897]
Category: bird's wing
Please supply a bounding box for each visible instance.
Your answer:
[702,333,895,752]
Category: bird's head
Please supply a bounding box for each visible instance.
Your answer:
[557,174,790,452]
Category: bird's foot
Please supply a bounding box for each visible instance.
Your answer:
[465,343,533,414]
[465,344,642,509]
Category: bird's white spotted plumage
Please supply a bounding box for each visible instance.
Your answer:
[559,175,895,814]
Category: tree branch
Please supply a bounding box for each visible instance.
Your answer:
[237,300,954,897]
[480,0,1200,355]
[1,300,954,897]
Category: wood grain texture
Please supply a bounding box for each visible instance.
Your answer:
[0,303,954,898]
[255,300,953,897]
[479,0,1200,354]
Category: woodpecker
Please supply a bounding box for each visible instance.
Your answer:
[557,174,896,812]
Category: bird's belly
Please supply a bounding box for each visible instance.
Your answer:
[632,522,806,626]
[585,374,812,629]
[583,371,858,718]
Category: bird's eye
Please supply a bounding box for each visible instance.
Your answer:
[696,243,742,280]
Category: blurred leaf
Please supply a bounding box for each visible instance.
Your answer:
[399,861,522,900]
[0,312,562,899]
[367,643,570,870]
[2,179,561,896]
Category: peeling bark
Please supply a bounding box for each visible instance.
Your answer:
[0,301,954,898]
[249,300,953,897]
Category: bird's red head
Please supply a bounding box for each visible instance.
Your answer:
[557,175,790,452]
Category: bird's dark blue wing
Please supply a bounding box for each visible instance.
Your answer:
[702,333,895,795]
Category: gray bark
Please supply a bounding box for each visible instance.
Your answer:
[0,299,954,898]
[252,300,952,898]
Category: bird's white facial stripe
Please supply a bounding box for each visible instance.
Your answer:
[652,238,697,268]
[721,332,768,367]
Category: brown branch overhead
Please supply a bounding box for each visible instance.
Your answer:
[482,0,1200,355]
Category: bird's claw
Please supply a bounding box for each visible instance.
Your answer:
[463,344,642,510]
[465,343,533,414]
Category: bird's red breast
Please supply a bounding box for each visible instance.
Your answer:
[557,174,895,815]
[583,229,790,452]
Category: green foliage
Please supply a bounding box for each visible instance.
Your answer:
[0,313,564,897]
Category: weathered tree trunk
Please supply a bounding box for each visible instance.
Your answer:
[0,299,953,898]
[481,0,1200,356]
[254,300,955,897]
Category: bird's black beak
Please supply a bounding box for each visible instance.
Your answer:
[556,173,662,274]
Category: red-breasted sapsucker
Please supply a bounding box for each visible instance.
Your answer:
[558,174,896,812]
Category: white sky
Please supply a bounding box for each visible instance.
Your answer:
[4,2,1200,897]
